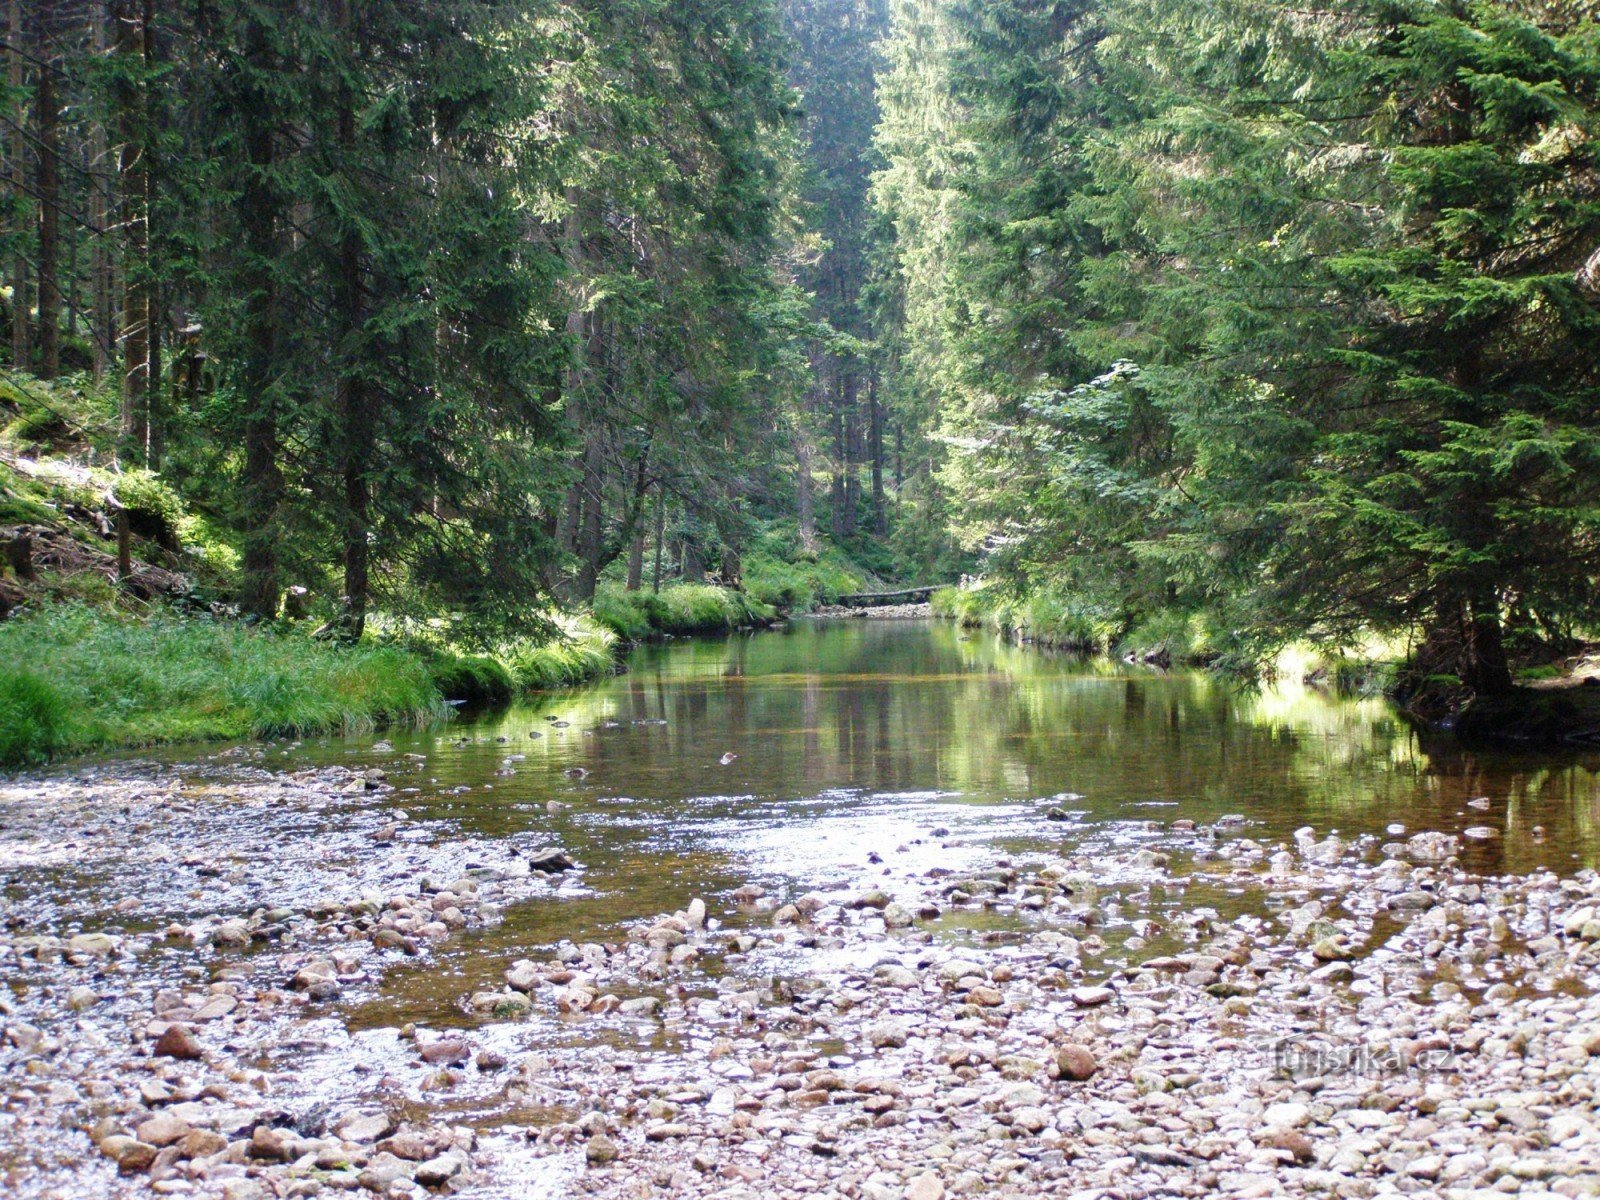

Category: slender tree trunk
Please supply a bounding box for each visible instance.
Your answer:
[89,5,111,378]
[142,0,161,465]
[575,429,605,602]
[625,457,647,591]
[651,485,665,593]
[8,0,29,369]
[869,368,886,536]
[838,367,859,537]
[237,15,282,622]
[795,429,817,552]
[333,0,371,640]
[34,12,59,379]
[1461,595,1515,696]
[114,0,149,461]
[626,526,645,591]
[838,366,851,540]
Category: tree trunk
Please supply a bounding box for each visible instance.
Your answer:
[837,367,859,538]
[626,526,645,591]
[334,0,371,641]
[89,3,112,378]
[838,366,851,540]
[869,368,886,536]
[651,485,665,593]
[8,0,29,369]
[795,429,817,553]
[114,0,149,462]
[575,429,605,602]
[34,11,59,380]
[237,14,282,622]
[142,0,161,466]
[1461,596,1515,696]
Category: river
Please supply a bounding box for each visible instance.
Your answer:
[5,617,1600,1198]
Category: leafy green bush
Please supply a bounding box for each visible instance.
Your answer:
[0,372,116,450]
[423,650,516,705]
[114,469,186,547]
[1116,610,1214,664]
[932,583,1115,651]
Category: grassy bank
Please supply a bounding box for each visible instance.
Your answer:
[0,583,777,767]
[931,584,1118,653]
[591,583,776,642]
[421,613,619,705]
[0,605,447,768]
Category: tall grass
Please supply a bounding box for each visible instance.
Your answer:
[742,550,866,611]
[498,614,618,688]
[592,583,774,641]
[932,583,1117,652]
[0,605,447,768]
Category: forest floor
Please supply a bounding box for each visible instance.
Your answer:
[2,751,1598,1200]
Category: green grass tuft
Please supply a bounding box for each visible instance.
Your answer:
[932,583,1116,652]
[0,605,448,769]
[0,671,74,767]
[592,583,775,641]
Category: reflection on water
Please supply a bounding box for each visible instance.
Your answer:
[347,618,1600,874]
[261,618,1600,1028]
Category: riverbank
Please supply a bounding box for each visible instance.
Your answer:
[2,751,1598,1199]
[0,582,778,769]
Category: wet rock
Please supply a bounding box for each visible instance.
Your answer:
[179,1128,226,1159]
[67,932,118,959]
[66,985,99,1012]
[1264,1101,1311,1129]
[192,994,238,1022]
[1265,1127,1315,1163]
[470,989,532,1016]
[869,1020,910,1049]
[528,848,575,873]
[1052,1044,1098,1081]
[336,1112,395,1143]
[882,903,914,929]
[249,1125,295,1161]
[135,1112,190,1147]
[586,1134,620,1165]
[415,1152,465,1187]
[358,1151,412,1191]
[100,1135,158,1173]
[1068,986,1114,1007]
[153,1025,203,1061]
[907,1171,945,1200]
[290,961,341,999]
[420,1039,471,1066]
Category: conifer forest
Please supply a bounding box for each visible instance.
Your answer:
[3,4,1600,1199]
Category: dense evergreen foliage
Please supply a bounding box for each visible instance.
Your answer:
[4,0,1599,708]
[1,0,909,647]
[873,0,1600,687]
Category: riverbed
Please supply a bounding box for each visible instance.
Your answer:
[3,619,1599,1199]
